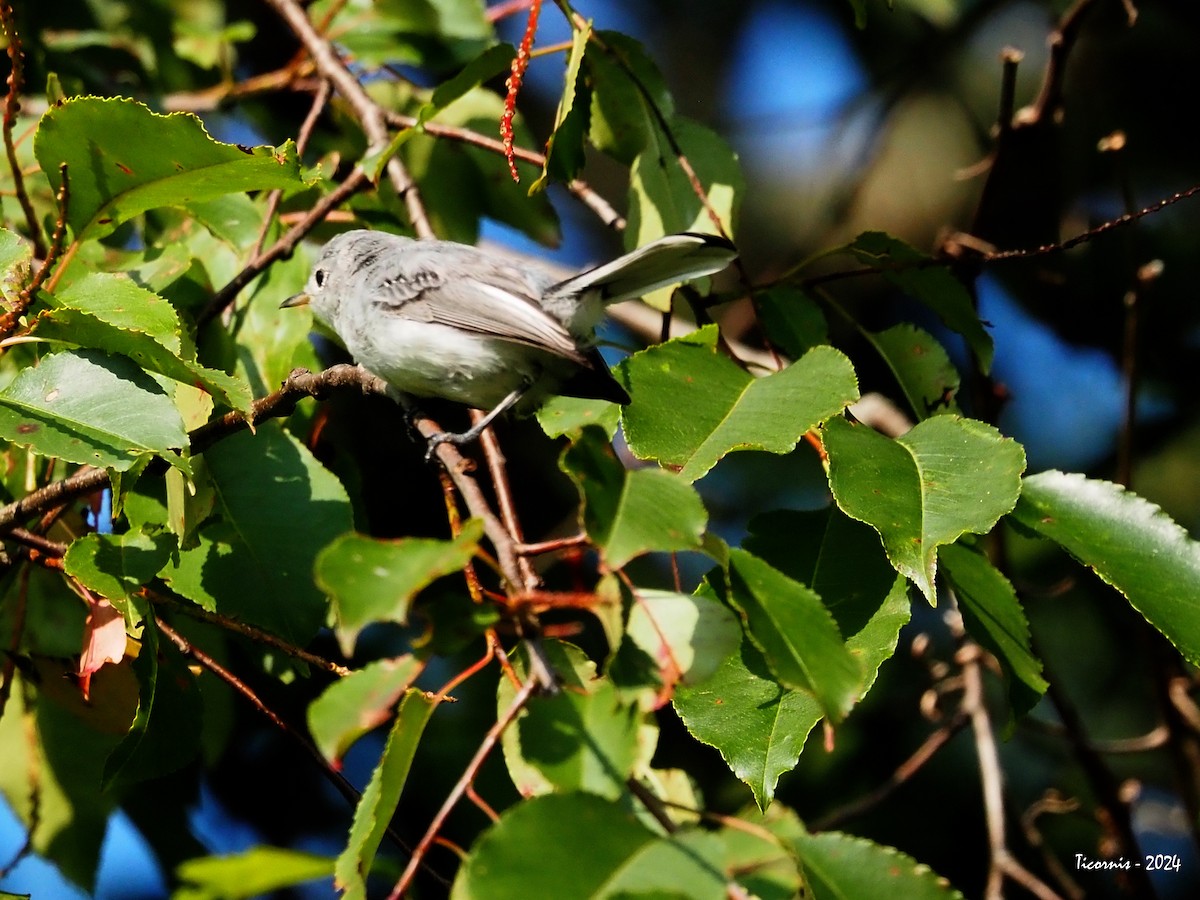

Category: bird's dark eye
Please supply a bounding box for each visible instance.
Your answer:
[314,267,327,288]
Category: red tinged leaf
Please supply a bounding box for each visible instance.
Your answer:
[78,586,127,701]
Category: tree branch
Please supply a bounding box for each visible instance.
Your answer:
[261,0,434,239]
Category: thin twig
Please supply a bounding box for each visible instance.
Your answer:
[954,630,1060,900]
[198,167,370,325]
[262,0,434,239]
[154,616,420,862]
[147,589,351,678]
[0,164,68,339]
[381,109,625,231]
[474,414,537,591]
[1,0,45,260]
[811,712,970,831]
[251,78,333,259]
[387,675,538,899]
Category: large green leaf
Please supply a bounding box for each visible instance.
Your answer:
[586,31,675,165]
[793,830,964,899]
[562,426,707,568]
[451,793,725,900]
[314,521,482,651]
[38,273,251,412]
[500,641,645,800]
[0,349,187,471]
[334,690,436,899]
[162,424,352,644]
[940,541,1047,719]
[824,415,1025,603]
[1011,471,1200,665]
[621,327,858,482]
[307,656,424,764]
[725,549,863,721]
[34,97,305,240]
[676,508,911,808]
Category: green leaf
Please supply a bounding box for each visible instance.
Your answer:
[624,590,742,687]
[63,531,177,616]
[940,541,1047,718]
[726,549,862,721]
[310,0,492,68]
[451,793,725,900]
[162,424,353,645]
[35,97,305,240]
[562,426,707,568]
[793,830,964,899]
[500,641,645,800]
[676,508,911,808]
[315,521,482,650]
[1010,471,1200,665]
[622,327,859,482]
[0,226,31,292]
[335,690,436,899]
[756,287,829,358]
[177,848,335,899]
[537,394,621,439]
[0,349,187,471]
[844,232,993,374]
[37,273,251,412]
[307,656,424,764]
[530,22,591,193]
[823,415,1026,603]
[627,118,742,257]
[102,615,202,788]
[868,323,960,420]
[586,31,674,165]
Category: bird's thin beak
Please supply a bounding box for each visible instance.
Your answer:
[280,292,311,309]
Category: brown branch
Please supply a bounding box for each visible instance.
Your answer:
[262,0,434,239]
[1,0,45,260]
[387,674,537,899]
[0,465,109,534]
[1031,0,1106,123]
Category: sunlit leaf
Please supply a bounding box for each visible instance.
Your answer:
[307,656,424,764]
[335,690,436,898]
[824,415,1025,603]
[1011,471,1200,665]
[0,350,187,471]
[793,830,964,899]
[35,97,305,240]
[622,327,858,482]
[562,426,707,568]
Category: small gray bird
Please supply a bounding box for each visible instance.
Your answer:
[283,230,737,449]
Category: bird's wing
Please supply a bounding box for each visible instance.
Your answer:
[368,250,586,364]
